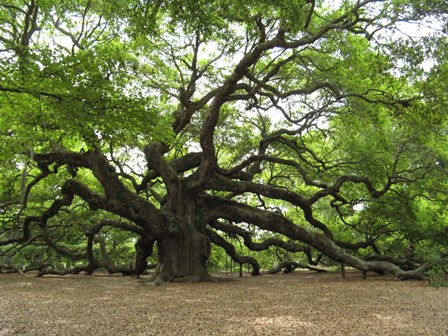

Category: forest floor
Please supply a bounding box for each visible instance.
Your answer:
[0,270,447,335]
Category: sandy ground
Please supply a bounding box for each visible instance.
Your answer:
[0,271,447,336]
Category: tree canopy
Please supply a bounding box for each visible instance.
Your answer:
[1,0,447,282]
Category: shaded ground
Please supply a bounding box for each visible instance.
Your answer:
[1,271,447,335]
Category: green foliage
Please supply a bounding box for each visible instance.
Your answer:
[1,0,447,276]
[427,265,448,287]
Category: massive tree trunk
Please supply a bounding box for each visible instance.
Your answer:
[151,195,213,284]
[154,226,212,283]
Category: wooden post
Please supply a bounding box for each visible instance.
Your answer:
[239,263,243,278]
[362,270,367,280]
[341,262,346,278]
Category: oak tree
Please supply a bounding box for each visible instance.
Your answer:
[1,0,447,282]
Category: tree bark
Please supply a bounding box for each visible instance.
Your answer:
[154,228,212,283]
[151,195,213,284]
[133,234,155,277]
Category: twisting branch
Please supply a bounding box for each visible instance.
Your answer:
[209,220,308,254]
[18,0,39,58]
[33,149,165,235]
[205,228,260,275]
[0,192,75,247]
[304,0,315,30]
[201,194,430,280]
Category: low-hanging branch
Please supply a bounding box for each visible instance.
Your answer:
[205,228,260,275]
[202,194,431,280]
[209,220,308,254]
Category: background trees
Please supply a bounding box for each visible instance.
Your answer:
[1,0,447,282]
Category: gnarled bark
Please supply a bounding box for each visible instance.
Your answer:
[154,227,212,283]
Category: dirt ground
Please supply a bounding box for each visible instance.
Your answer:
[1,271,447,336]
